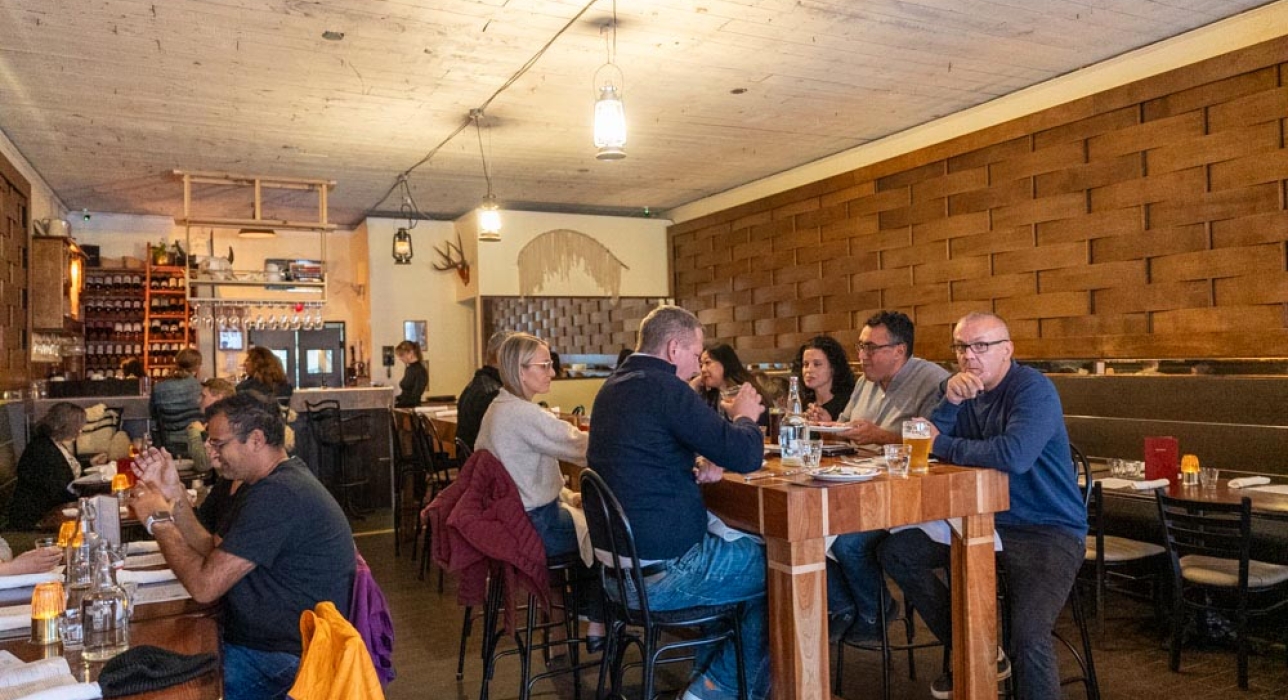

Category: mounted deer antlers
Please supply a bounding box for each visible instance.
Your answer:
[432,232,470,285]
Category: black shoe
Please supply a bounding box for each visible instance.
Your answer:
[827,612,855,644]
[585,635,605,654]
[929,648,1011,699]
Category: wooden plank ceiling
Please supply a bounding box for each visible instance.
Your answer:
[0,0,1273,227]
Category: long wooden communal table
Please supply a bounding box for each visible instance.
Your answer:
[0,599,221,699]
[704,457,1009,700]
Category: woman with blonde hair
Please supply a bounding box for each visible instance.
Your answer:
[475,333,605,647]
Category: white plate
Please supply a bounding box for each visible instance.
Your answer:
[812,466,880,482]
[807,424,849,434]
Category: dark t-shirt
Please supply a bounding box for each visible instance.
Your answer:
[456,366,502,449]
[195,477,240,537]
[218,457,354,653]
[395,362,428,408]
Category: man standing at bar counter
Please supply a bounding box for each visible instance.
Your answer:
[821,310,948,644]
[132,393,355,700]
[588,305,769,700]
[879,312,1085,700]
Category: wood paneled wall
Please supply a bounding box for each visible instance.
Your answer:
[0,154,30,389]
[483,296,669,356]
[670,37,1288,364]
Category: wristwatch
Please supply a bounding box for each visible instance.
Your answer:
[145,510,174,536]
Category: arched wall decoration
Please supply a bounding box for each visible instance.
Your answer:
[517,228,630,299]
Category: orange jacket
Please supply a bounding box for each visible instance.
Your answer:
[287,601,384,700]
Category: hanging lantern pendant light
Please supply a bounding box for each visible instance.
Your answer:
[593,1,626,160]
[473,110,503,242]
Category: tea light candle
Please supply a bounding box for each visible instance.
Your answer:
[30,581,65,645]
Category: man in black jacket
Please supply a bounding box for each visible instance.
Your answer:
[455,331,510,449]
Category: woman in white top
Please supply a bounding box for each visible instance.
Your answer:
[475,333,604,645]
[476,333,588,554]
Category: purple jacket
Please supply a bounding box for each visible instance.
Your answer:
[349,550,396,686]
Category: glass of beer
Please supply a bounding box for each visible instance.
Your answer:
[902,419,933,473]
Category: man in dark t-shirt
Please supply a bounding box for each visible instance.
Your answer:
[134,393,354,700]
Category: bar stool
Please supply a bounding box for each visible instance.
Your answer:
[477,551,599,700]
[390,412,427,557]
[834,584,946,700]
[305,399,372,518]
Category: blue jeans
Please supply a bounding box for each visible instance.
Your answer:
[827,530,889,624]
[222,642,300,700]
[878,525,1084,700]
[632,534,770,700]
[527,499,578,556]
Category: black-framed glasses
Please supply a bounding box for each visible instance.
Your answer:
[524,361,555,370]
[950,339,1010,355]
[205,435,237,451]
[855,342,899,355]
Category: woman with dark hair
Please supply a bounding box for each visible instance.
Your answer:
[6,402,89,529]
[796,335,856,422]
[691,344,768,420]
[237,346,293,401]
[394,340,428,408]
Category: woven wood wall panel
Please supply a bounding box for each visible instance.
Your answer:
[671,38,1288,363]
[483,297,670,356]
[0,157,30,390]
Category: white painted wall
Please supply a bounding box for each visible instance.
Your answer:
[365,217,477,399]
[460,210,671,298]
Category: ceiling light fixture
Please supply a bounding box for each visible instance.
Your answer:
[472,110,502,242]
[237,227,276,239]
[392,175,418,264]
[592,0,626,161]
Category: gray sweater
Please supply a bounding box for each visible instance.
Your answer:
[475,389,588,509]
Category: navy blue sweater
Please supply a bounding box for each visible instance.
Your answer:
[588,354,764,559]
[929,362,1086,540]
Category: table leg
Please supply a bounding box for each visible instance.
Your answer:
[765,536,828,700]
[950,513,998,700]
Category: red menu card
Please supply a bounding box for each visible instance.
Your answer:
[1145,436,1179,484]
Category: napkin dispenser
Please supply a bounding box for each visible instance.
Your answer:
[1144,436,1179,484]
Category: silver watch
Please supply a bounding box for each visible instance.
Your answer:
[145,510,174,536]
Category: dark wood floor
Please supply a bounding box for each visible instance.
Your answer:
[358,511,1288,700]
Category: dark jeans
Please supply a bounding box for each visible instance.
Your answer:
[527,499,604,623]
[878,524,1084,700]
[222,642,300,700]
[827,530,890,623]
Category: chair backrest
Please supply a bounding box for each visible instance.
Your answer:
[1155,492,1253,589]
[578,468,654,625]
[454,437,473,462]
[1071,442,1092,507]
[412,414,454,489]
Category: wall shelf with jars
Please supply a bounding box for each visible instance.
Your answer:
[82,268,144,376]
[144,264,193,378]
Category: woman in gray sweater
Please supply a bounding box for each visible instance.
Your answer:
[475,332,604,645]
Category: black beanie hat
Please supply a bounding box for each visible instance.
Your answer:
[97,645,220,698]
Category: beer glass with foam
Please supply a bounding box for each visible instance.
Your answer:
[902,418,933,473]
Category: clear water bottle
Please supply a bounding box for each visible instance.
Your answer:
[63,499,99,649]
[81,548,130,661]
[779,377,808,467]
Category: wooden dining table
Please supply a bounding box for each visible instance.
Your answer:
[1101,477,1288,521]
[704,455,1010,700]
[0,598,222,699]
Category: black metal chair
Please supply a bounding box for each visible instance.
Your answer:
[150,398,202,459]
[580,467,749,700]
[1082,480,1165,639]
[1155,492,1288,689]
[390,412,427,557]
[304,399,372,518]
[834,584,945,700]
[414,414,459,583]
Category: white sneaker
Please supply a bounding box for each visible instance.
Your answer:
[929,647,1011,699]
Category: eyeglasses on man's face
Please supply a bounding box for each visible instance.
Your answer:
[855,342,898,355]
[949,339,1010,356]
[205,435,238,452]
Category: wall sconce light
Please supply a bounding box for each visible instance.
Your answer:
[392,228,413,264]
[592,1,626,161]
[473,110,503,242]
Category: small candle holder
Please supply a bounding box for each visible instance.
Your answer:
[30,581,65,645]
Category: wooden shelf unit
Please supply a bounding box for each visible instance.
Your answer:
[144,263,193,378]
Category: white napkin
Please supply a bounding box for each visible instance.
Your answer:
[0,573,60,591]
[125,541,160,555]
[14,683,103,700]
[115,568,177,585]
[705,511,763,545]
[1131,479,1171,491]
[436,409,458,418]
[1248,484,1288,495]
[0,605,31,632]
[1096,478,1136,490]
[1228,476,1271,489]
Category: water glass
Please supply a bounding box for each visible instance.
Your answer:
[1109,458,1124,477]
[884,443,911,477]
[59,610,83,649]
[802,440,824,469]
[1199,467,1220,490]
